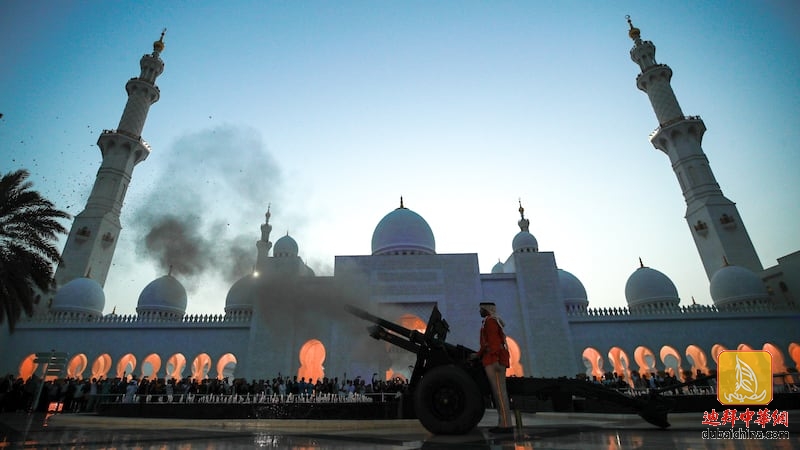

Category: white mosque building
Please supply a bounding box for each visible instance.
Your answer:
[1,22,798,385]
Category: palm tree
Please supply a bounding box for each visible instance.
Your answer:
[0,169,69,332]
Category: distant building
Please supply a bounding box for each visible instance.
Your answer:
[2,23,797,384]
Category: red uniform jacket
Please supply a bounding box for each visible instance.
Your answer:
[479,316,510,367]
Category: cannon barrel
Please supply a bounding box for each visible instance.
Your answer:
[345,304,425,343]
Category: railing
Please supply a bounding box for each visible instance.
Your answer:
[21,310,253,325]
[95,391,379,405]
[100,129,152,152]
[609,373,799,398]
[36,391,400,413]
[649,115,703,138]
[567,301,798,318]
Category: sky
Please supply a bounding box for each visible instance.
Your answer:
[1,1,799,316]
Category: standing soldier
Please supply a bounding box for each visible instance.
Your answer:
[474,301,514,433]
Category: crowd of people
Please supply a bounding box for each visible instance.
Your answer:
[0,372,409,414]
[587,368,799,396]
[2,368,797,414]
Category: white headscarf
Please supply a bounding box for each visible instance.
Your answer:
[480,302,505,328]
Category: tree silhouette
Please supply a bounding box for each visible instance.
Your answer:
[0,170,69,332]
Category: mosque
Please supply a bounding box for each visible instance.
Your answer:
[1,22,798,386]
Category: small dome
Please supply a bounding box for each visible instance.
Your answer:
[558,269,588,307]
[372,206,435,255]
[136,275,187,317]
[53,277,105,317]
[512,231,538,253]
[710,265,768,310]
[274,234,299,257]
[491,260,505,274]
[225,273,259,313]
[625,265,679,309]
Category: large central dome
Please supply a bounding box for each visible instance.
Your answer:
[371,201,436,256]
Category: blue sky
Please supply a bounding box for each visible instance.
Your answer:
[2,1,798,315]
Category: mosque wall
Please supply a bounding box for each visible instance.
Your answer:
[569,312,800,376]
[334,253,484,347]
[2,322,250,380]
[480,274,523,353]
[762,251,800,307]
[512,251,579,377]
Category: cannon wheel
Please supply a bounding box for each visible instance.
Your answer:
[413,364,485,435]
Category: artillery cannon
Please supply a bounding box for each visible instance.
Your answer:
[347,304,676,435]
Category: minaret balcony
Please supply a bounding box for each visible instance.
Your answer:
[128,76,159,89]
[635,64,672,91]
[99,129,152,152]
[649,116,706,155]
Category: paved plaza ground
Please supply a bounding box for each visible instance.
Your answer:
[0,409,797,449]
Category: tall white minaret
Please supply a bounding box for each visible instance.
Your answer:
[256,205,273,269]
[55,31,166,288]
[627,17,762,280]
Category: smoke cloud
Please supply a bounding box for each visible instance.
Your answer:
[133,125,283,290]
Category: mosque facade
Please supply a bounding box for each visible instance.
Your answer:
[1,23,798,385]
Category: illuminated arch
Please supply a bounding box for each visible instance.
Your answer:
[385,314,426,381]
[91,354,112,380]
[763,343,788,385]
[581,347,604,379]
[217,353,238,380]
[141,354,162,380]
[506,336,523,377]
[165,354,187,381]
[18,354,37,380]
[385,371,407,383]
[634,346,658,376]
[191,353,212,380]
[117,354,137,381]
[789,343,800,371]
[608,347,632,386]
[685,345,710,376]
[399,314,426,331]
[298,340,325,383]
[711,344,728,366]
[737,343,754,351]
[660,346,683,381]
[67,354,88,379]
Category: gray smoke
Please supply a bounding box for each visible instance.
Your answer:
[250,272,388,363]
[143,214,212,277]
[133,125,283,288]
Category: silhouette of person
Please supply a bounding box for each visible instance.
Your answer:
[474,301,514,433]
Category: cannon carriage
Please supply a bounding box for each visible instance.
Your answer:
[346,304,676,434]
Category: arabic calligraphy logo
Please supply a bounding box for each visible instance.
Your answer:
[717,350,772,406]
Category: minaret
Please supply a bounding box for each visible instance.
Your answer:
[55,31,166,289]
[256,205,273,269]
[627,17,762,280]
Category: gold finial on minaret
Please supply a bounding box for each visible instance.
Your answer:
[517,199,530,232]
[625,15,641,41]
[153,28,166,53]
